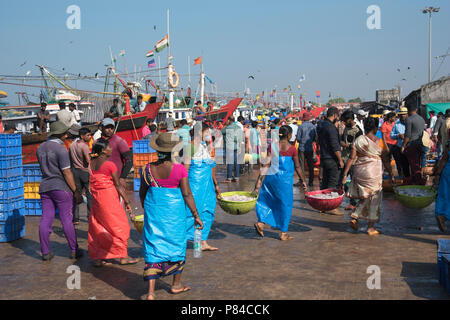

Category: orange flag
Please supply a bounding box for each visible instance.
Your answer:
[194,56,202,65]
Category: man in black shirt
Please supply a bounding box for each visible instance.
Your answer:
[109,98,121,117]
[317,107,344,190]
[37,102,50,134]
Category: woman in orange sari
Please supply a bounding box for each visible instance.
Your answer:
[88,139,139,267]
[341,117,394,236]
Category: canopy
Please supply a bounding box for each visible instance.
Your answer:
[426,103,450,119]
[0,90,7,98]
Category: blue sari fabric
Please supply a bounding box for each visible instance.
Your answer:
[436,151,450,220]
[143,187,189,263]
[256,156,294,233]
[187,159,216,241]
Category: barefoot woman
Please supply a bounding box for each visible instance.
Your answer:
[88,139,138,266]
[139,133,203,300]
[253,125,307,241]
[341,117,394,236]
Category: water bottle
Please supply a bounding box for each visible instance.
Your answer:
[193,228,202,258]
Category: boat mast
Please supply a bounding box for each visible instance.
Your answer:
[200,61,205,105]
[167,8,174,115]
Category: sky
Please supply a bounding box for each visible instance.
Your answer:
[1,0,449,105]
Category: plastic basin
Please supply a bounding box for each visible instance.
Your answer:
[217,191,257,215]
[305,188,344,212]
[132,215,144,234]
[394,185,437,209]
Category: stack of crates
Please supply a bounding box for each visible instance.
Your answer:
[437,239,450,293]
[132,140,157,191]
[23,164,43,216]
[0,134,25,242]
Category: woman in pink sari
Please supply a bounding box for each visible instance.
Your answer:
[341,117,394,236]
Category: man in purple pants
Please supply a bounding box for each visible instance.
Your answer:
[37,121,83,261]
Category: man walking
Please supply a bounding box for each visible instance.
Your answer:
[390,107,410,178]
[222,117,243,183]
[37,121,83,261]
[317,107,344,190]
[69,127,92,224]
[296,112,316,187]
[401,104,426,185]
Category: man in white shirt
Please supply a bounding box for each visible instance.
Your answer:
[68,103,81,126]
[288,119,298,145]
[429,110,437,131]
[355,109,367,134]
[56,102,73,128]
[133,95,147,114]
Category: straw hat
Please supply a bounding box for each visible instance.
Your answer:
[382,110,391,116]
[398,107,408,115]
[150,132,182,153]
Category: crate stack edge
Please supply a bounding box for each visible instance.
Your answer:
[0,134,25,242]
[23,164,42,216]
[132,140,157,192]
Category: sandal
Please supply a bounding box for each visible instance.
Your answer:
[94,260,112,267]
[367,229,380,236]
[280,234,294,241]
[171,284,191,294]
[254,223,264,237]
[119,257,140,265]
[350,219,358,231]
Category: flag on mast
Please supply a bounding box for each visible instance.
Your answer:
[194,56,202,65]
[148,59,156,68]
[119,50,126,57]
[154,35,169,53]
[145,50,154,58]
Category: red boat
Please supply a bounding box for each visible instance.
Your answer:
[21,98,242,164]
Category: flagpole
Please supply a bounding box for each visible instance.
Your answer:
[167,8,174,114]
[188,56,191,87]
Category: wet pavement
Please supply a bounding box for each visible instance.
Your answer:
[1,166,449,300]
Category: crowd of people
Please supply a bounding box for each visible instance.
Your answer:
[10,98,448,300]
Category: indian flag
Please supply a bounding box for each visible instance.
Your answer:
[119,49,125,56]
[154,34,169,53]
[145,50,154,58]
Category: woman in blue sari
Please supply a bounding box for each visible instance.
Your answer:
[253,125,307,241]
[139,132,203,300]
[184,122,221,251]
[434,131,450,232]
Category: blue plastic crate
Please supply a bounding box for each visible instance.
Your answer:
[0,166,22,178]
[133,178,140,192]
[23,164,42,182]
[24,199,42,216]
[0,134,21,147]
[0,155,22,169]
[0,145,21,157]
[0,227,25,242]
[133,140,150,154]
[437,239,450,286]
[0,197,25,221]
[0,177,24,200]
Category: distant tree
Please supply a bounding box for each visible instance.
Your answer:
[348,97,362,103]
[326,97,346,107]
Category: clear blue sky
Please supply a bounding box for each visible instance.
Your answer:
[1,0,449,104]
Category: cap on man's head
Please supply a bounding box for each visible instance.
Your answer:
[101,118,115,127]
[357,109,368,117]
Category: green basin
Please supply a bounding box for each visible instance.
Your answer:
[217,191,257,215]
[394,185,437,209]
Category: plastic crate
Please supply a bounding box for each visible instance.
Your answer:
[0,134,21,147]
[24,182,40,199]
[0,177,24,200]
[133,152,158,168]
[437,239,450,286]
[133,140,151,154]
[0,197,25,221]
[0,144,21,157]
[134,167,143,178]
[23,164,42,183]
[24,199,42,216]
[134,178,141,192]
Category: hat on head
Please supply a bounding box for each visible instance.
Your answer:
[101,118,115,127]
[303,112,313,121]
[68,124,81,136]
[150,132,182,153]
[48,121,69,138]
[357,109,368,117]
[398,107,408,115]
[383,110,391,116]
